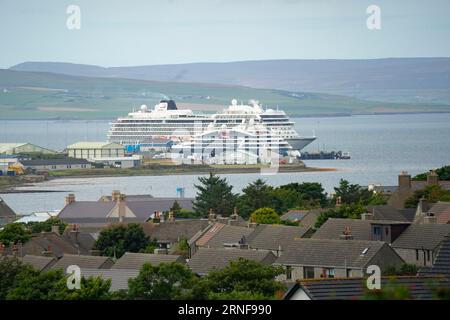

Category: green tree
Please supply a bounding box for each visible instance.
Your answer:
[0,256,33,299]
[193,172,237,216]
[250,207,281,224]
[413,166,450,181]
[94,223,150,258]
[280,182,328,207]
[236,179,274,219]
[0,223,32,246]
[203,258,285,299]
[269,187,302,214]
[385,264,418,276]
[128,262,202,300]
[53,276,112,300]
[315,204,366,229]
[26,217,68,235]
[334,179,377,205]
[360,281,413,300]
[170,200,182,215]
[405,185,450,208]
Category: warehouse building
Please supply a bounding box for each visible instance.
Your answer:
[19,158,93,171]
[0,143,57,155]
[66,142,125,160]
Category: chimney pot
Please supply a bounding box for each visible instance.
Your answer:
[427,170,439,186]
[398,171,411,190]
[65,193,76,205]
[51,225,60,235]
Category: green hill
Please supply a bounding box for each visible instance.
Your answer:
[0,69,449,120]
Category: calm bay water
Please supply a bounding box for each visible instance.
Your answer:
[1,113,450,214]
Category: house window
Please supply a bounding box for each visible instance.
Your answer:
[322,268,335,278]
[67,165,71,169]
[373,226,381,235]
[303,267,315,279]
[385,227,389,236]
[416,249,419,261]
[346,269,352,277]
[427,250,431,262]
[286,266,292,280]
[51,165,56,169]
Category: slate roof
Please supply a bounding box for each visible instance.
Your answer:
[247,224,310,251]
[392,224,450,250]
[367,205,414,222]
[22,232,91,258]
[20,255,57,272]
[80,268,139,292]
[0,197,16,218]
[58,198,194,225]
[427,202,450,224]
[142,219,210,243]
[20,159,91,166]
[195,223,254,248]
[280,209,324,228]
[419,234,450,278]
[312,218,372,241]
[276,239,387,269]
[187,247,277,275]
[111,252,185,270]
[51,254,114,271]
[285,276,450,300]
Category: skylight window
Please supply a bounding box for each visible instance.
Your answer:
[361,247,369,256]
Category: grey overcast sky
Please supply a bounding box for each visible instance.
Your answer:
[1,0,450,68]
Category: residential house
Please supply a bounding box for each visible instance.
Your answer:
[111,252,185,270]
[0,197,17,226]
[387,171,450,209]
[19,158,93,171]
[280,209,324,229]
[57,193,194,227]
[246,224,311,256]
[50,254,114,271]
[188,222,255,258]
[20,255,57,272]
[312,217,410,244]
[391,224,450,267]
[142,219,210,250]
[419,233,450,278]
[275,239,404,281]
[20,228,95,258]
[187,247,277,276]
[283,276,450,300]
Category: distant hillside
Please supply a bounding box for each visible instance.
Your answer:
[0,69,449,120]
[11,58,450,105]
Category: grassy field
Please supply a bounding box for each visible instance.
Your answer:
[1,69,449,119]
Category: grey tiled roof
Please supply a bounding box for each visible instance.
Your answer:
[51,254,114,271]
[276,239,387,269]
[187,247,277,275]
[368,205,412,222]
[80,268,139,292]
[21,255,57,272]
[312,218,372,241]
[419,234,450,278]
[22,232,91,258]
[392,224,450,250]
[143,219,210,243]
[195,223,254,248]
[111,252,185,270]
[286,276,449,300]
[58,198,194,225]
[247,224,310,251]
[427,201,450,224]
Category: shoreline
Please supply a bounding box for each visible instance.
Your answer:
[0,165,337,194]
[1,111,450,121]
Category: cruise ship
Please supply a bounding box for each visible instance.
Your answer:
[107,99,316,151]
[171,120,293,164]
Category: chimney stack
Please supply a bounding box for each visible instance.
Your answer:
[42,245,53,257]
[112,190,122,202]
[423,213,437,224]
[168,211,175,222]
[418,197,429,213]
[208,208,216,221]
[427,170,439,186]
[336,196,342,207]
[51,225,60,235]
[65,193,76,205]
[361,212,374,221]
[398,171,411,190]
